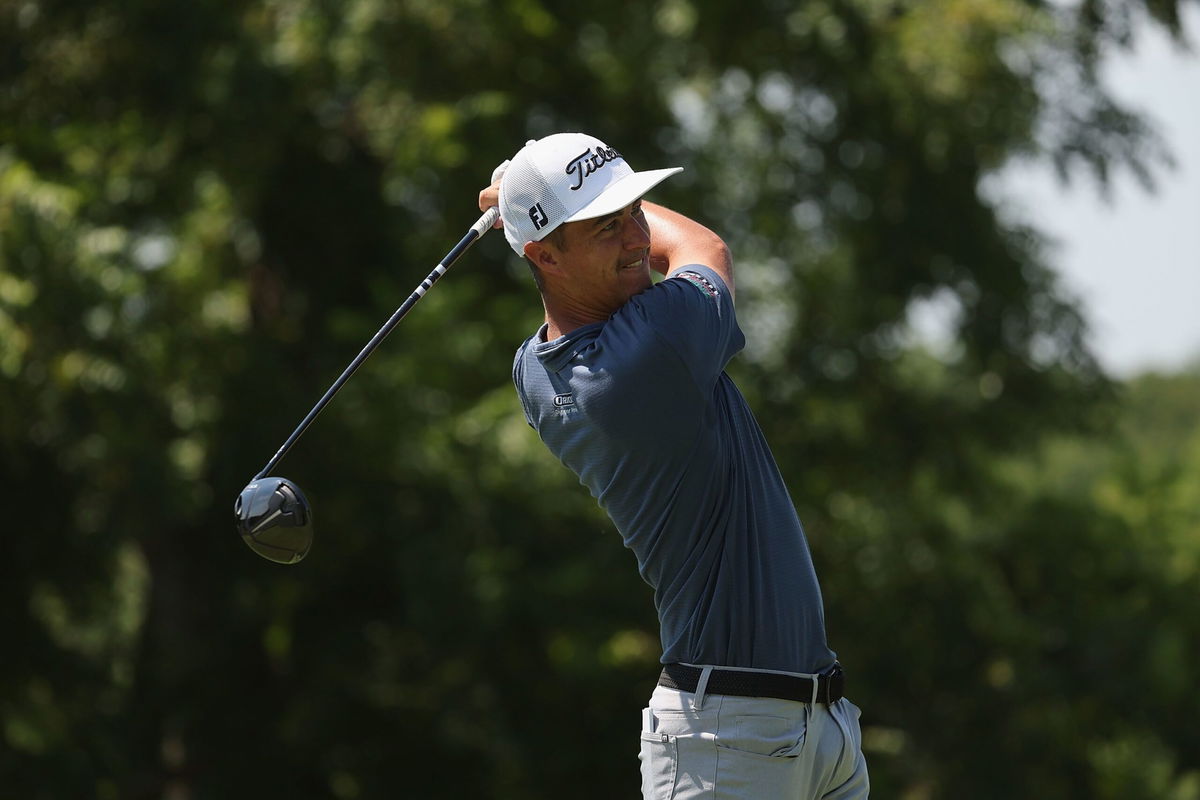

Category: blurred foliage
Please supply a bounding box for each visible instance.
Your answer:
[2,0,1198,797]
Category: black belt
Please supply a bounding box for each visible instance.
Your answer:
[658,662,845,705]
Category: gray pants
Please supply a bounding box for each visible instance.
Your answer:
[639,675,869,799]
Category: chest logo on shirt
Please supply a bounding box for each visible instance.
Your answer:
[553,393,576,412]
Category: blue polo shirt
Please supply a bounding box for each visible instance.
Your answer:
[512,264,835,674]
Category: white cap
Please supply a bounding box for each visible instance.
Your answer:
[498,133,682,255]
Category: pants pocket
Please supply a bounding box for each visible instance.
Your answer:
[725,713,806,758]
[639,709,718,800]
[639,731,678,800]
[710,710,806,795]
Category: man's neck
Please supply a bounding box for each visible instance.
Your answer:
[541,297,609,341]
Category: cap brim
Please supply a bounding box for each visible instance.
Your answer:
[563,167,683,223]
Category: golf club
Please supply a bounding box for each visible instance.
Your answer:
[234,206,501,564]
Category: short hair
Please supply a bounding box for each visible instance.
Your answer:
[522,226,568,293]
[524,257,546,292]
[544,226,569,250]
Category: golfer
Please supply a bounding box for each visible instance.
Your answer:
[479,133,869,799]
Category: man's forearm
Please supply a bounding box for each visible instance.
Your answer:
[643,202,735,295]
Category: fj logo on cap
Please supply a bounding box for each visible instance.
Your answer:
[529,203,549,230]
[565,146,621,191]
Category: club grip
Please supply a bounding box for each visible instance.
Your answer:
[472,206,501,238]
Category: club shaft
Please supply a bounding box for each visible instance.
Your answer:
[253,207,501,481]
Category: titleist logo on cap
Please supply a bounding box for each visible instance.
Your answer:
[565,146,621,191]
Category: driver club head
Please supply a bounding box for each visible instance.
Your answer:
[234,477,313,565]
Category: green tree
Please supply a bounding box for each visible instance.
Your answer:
[1,0,1196,797]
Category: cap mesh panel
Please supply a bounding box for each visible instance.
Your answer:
[503,162,570,247]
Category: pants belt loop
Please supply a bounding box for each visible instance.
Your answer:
[693,666,714,711]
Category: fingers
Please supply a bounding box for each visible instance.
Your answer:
[477,184,502,228]
[478,159,510,228]
[478,183,499,211]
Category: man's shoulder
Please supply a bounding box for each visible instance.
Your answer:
[613,265,732,337]
[512,332,536,379]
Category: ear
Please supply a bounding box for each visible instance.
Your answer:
[524,240,562,272]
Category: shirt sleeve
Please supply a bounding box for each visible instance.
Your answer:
[624,263,745,392]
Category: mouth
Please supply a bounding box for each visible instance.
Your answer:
[620,254,649,271]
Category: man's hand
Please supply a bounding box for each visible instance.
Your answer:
[477,159,509,229]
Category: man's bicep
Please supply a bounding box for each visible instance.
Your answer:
[664,243,734,301]
[643,202,735,298]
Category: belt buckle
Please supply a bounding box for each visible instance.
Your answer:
[819,662,845,704]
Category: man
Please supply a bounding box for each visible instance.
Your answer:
[478,132,869,799]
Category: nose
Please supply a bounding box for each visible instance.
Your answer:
[622,209,651,250]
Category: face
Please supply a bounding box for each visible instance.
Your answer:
[532,200,653,318]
